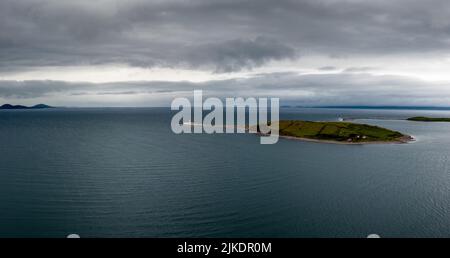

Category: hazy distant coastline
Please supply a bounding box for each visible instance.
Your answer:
[313,106,450,111]
[0,104,53,110]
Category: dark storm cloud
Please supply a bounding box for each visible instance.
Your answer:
[2,0,450,73]
[187,37,297,72]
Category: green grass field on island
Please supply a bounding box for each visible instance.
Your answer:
[277,120,406,143]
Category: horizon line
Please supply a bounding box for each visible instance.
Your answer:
[4,103,450,111]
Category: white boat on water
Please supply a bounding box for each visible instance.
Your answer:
[182,121,202,126]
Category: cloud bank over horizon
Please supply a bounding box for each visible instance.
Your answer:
[1,73,449,107]
[1,0,450,106]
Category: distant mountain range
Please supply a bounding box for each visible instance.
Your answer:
[317,106,450,110]
[0,104,53,110]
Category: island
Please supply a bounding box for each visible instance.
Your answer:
[0,104,53,110]
[407,116,450,122]
[256,120,413,144]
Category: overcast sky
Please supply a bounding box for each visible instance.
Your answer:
[1,0,450,106]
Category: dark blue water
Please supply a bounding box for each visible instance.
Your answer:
[1,107,450,237]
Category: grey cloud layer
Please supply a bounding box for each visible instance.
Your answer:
[2,0,450,72]
[1,73,449,106]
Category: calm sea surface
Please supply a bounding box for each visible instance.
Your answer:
[1,107,450,237]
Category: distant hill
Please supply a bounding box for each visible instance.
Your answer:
[31,104,53,109]
[0,104,53,110]
[407,116,450,122]
[316,106,450,110]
